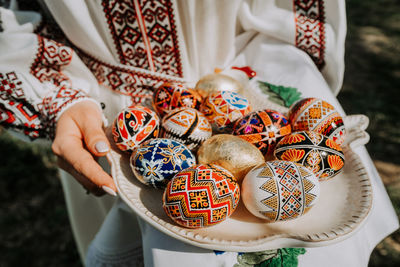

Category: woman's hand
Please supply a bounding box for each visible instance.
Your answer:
[51,100,117,196]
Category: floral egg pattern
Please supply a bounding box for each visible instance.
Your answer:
[241,160,320,222]
[112,105,159,152]
[200,90,251,130]
[288,98,346,145]
[274,131,345,181]
[232,109,291,156]
[163,164,240,228]
[161,107,212,150]
[130,138,196,189]
[153,82,203,117]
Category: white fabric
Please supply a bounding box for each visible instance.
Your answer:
[59,169,115,262]
[0,0,398,266]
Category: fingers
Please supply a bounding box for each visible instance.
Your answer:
[56,156,105,196]
[70,101,110,157]
[53,135,117,196]
[53,100,116,196]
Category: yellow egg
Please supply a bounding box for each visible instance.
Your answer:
[197,134,265,181]
[195,73,244,97]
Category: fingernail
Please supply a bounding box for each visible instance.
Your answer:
[95,141,109,153]
[102,186,117,196]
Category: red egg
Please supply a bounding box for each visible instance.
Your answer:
[153,82,203,117]
[112,105,159,152]
[200,90,251,131]
[163,164,240,228]
[289,98,346,145]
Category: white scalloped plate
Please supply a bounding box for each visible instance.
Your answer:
[106,114,373,252]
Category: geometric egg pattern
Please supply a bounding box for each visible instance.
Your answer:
[153,82,203,117]
[161,107,212,150]
[200,90,251,130]
[163,164,240,228]
[112,105,160,152]
[274,131,345,181]
[242,160,320,222]
[232,109,291,156]
[130,138,196,189]
[289,98,346,145]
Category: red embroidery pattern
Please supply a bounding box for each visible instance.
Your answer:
[293,0,326,69]
[0,72,44,138]
[79,50,183,105]
[41,86,87,127]
[102,0,183,77]
[30,35,73,86]
[27,35,90,138]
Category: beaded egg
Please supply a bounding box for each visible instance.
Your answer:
[197,134,265,182]
[163,164,240,228]
[199,90,251,131]
[112,105,159,152]
[242,160,320,222]
[130,138,196,189]
[232,109,291,156]
[289,98,346,145]
[274,131,345,181]
[153,82,203,117]
[161,107,212,150]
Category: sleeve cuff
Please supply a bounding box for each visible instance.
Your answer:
[40,86,99,138]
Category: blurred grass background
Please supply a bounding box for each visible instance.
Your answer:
[0,0,399,266]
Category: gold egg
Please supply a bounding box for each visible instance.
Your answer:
[195,73,244,97]
[197,134,265,182]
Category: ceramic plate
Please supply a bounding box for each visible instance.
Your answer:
[106,114,373,252]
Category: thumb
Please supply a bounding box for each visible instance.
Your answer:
[84,124,110,157]
[74,101,110,157]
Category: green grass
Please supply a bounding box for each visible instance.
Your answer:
[337,1,400,266]
[0,131,81,266]
[338,0,400,165]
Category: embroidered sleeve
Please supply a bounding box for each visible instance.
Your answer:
[0,8,96,140]
[0,71,45,139]
[40,86,90,138]
[28,35,93,138]
[0,70,91,140]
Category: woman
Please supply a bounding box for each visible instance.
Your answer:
[0,0,398,266]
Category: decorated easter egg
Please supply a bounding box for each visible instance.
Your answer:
[197,134,265,182]
[195,73,244,97]
[161,107,212,150]
[130,138,196,189]
[274,131,345,181]
[200,90,251,130]
[163,164,240,228]
[289,98,346,145]
[112,105,159,152]
[242,160,320,222]
[232,109,291,156]
[153,82,203,117]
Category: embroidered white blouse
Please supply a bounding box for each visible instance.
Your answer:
[0,0,397,266]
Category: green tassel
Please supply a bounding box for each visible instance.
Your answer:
[235,248,306,267]
[257,81,302,108]
[235,250,279,267]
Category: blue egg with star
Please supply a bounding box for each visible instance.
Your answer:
[130,138,196,189]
